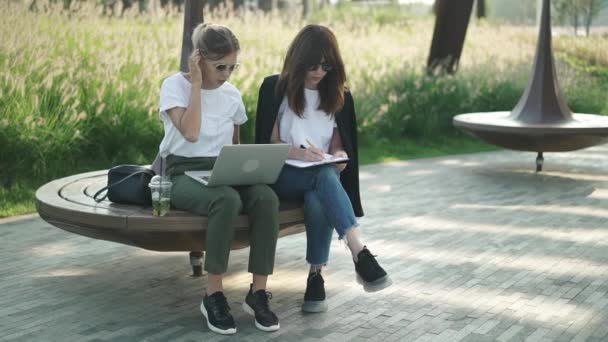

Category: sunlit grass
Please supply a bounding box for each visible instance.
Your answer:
[359,138,497,165]
[0,183,36,218]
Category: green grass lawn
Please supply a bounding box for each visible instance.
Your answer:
[0,184,37,218]
[358,138,497,165]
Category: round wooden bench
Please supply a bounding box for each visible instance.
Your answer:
[35,169,305,275]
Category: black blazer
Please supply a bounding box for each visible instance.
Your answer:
[254,75,363,217]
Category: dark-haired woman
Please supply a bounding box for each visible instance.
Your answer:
[159,23,280,335]
[255,24,391,313]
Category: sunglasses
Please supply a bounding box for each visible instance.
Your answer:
[306,63,334,72]
[213,63,240,72]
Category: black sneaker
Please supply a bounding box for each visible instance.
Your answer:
[354,246,392,292]
[302,271,328,313]
[200,291,236,335]
[242,284,280,331]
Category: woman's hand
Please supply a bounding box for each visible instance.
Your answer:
[333,150,348,172]
[298,146,325,162]
[188,50,203,86]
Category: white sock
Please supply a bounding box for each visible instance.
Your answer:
[309,265,323,274]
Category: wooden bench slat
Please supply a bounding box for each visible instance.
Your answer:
[36,176,127,231]
[36,169,306,252]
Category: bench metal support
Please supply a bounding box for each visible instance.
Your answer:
[189,251,205,277]
[536,152,544,172]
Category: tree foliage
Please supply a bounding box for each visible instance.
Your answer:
[486,0,537,24]
[554,0,601,36]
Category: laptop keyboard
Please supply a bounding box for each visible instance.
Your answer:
[200,176,210,182]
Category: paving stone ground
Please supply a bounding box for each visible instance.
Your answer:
[2,147,608,342]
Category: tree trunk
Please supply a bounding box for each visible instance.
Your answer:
[302,0,310,18]
[584,1,594,37]
[180,0,204,73]
[476,0,485,18]
[427,0,474,75]
[258,0,273,11]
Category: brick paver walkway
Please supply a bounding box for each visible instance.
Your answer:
[2,147,608,342]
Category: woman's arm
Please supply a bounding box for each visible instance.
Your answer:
[233,125,240,144]
[329,127,346,155]
[329,128,348,172]
[166,86,201,142]
[270,118,282,144]
[270,118,324,161]
[166,51,204,142]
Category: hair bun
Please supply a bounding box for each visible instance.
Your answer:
[191,23,240,61]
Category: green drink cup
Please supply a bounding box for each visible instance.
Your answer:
[149,175,172,216]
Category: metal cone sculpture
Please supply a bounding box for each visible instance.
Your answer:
[453,0,608,171]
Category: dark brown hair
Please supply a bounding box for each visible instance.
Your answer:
[276,25,346,117]
[192,23,240,61]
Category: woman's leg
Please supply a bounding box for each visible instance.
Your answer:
[170,175,241,335]
[273,165,324,200]
[304,191,333,268]
[310,166,358,239]
[274,167,334,312]
[207,274,223,296]
[252,274,268,292]
[238,184,279,277]
[302,191,332,313]
[171,175,242,278]
[238,184,280,331]
[306,166,391,291]
[274,165,390,292]
[273,165,357,257]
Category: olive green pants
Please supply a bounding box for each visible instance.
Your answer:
[167,156,279,275]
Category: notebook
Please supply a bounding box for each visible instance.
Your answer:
[185,144,290,186]
[285,153,349,168]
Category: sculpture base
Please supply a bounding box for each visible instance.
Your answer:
[454,112,608,152]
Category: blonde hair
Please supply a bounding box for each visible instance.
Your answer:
[191,23,240,61]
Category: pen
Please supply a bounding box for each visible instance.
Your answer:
[305,138,318,149]
[300,140,325,160]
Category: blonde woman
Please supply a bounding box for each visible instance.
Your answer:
[159,23,280,334]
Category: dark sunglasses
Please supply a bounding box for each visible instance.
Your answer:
[214,63,240,72]
[306,63,334,72]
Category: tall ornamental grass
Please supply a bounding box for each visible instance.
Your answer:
[1,2,607,216]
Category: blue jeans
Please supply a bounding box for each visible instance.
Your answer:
[272,165,358,266]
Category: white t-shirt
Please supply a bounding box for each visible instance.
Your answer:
[158,73,247,158]
[279,88,336,153]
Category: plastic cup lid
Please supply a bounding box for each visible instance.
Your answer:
[149,175,172,186]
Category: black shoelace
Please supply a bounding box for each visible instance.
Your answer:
[306,273,325,299]
[255,291,273,313]
[361,250,384,275]
[209,294,231,319]
[309,273,324,286]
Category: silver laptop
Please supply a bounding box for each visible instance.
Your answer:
[185,144,290,186]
